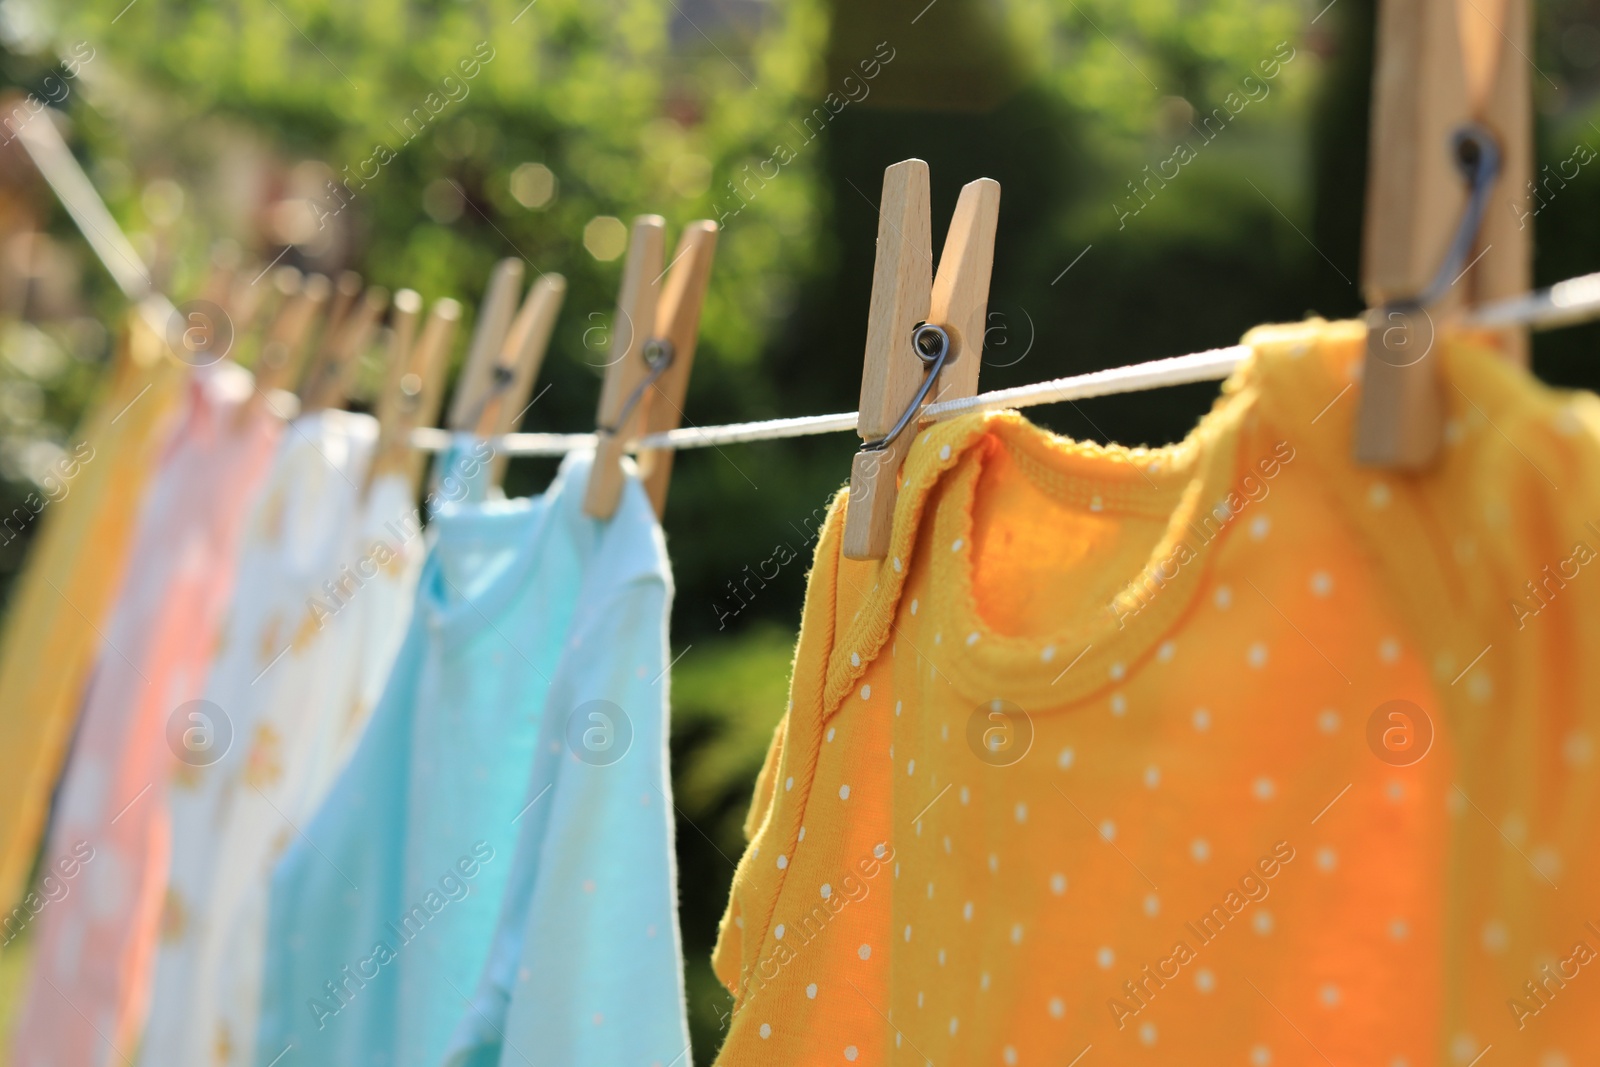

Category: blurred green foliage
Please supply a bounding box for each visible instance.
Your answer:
[4,0,1600,1061]
[668,622,792,1050]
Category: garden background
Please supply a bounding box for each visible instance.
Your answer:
[2,0,1600,1059]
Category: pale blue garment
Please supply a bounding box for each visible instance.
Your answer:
[441,455,690,1067]
[256,446,635,1067]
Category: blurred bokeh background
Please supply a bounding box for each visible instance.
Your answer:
[4,0,1600,1059]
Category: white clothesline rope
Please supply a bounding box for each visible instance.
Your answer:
[21,101,1600,459]
[415,271,1600,456]
[412,344,1256,456]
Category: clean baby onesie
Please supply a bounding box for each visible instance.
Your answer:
[9,361,281,1067]
[201,466,427,1067]
[138,409,421,1067]
[0,314,183,916]
[712,320,1600,1067]
[255,449,655,1067]
[441,451,689,1066]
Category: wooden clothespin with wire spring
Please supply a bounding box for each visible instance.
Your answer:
[237,268,330,427]
[1355,0,1530,467]
[364,289,462,497]
[636,221,717,516]
[474,273,567,489]
[226,258,293,341]
[583,217,718,520]
[146,243,239,373]
[448,258,525,433]
[299,271,390,414]
[842,160,999,560]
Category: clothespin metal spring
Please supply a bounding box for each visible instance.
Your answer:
[1366,124,1501,382]
[860,323,951,454]
[460,363,519,434]
[598,339,675,438]
[1403,125,1502,314]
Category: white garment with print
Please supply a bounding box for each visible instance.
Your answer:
[140,412,424,1067]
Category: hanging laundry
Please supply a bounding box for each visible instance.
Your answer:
[139,407,424,1067]
[204,452,429,1067]
[9,360,282,1067]
[0,315,184,917]
[441,454,688,1066]
[256,447,688,1067]
[711,320,1600,1066]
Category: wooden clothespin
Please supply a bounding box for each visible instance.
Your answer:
[299,270,365,394]
[233,265,302,364]
[300,273,389,414]
[583,217,663,520]
[842,160,1000,560]
[636,222,717,517]
[326,270,365,337]
[447,258,525,432]
[365,290,462,496]
[1354,0,1530,467]
[583,216,718,520]
[238,269,330,426]
[256,270,329,388]
[475,274,567,489]
[227,257,289,339]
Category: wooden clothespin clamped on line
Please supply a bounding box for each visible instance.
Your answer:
[1354,0,1529,468]
[583,216,718,520]
[842,160,1000,560]
[473,273,567,489]
[448,257,525,434]
[442,257,569,491]
[364,289,462,497]
[299,271,390,414]
[237,268,331,427]
[226,258,294,341]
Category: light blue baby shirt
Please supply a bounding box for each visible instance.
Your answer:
[441,458,691,1066]
[256,448,685,1067]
